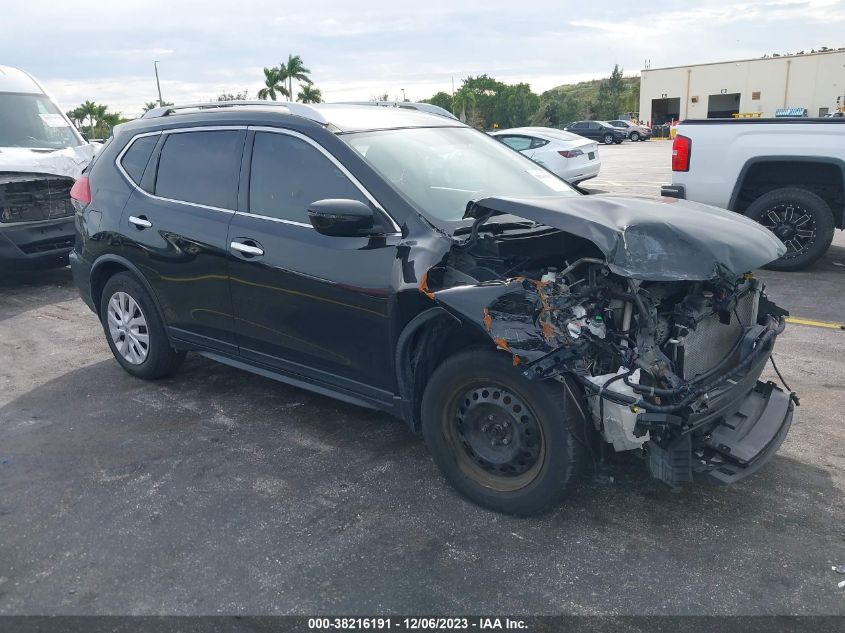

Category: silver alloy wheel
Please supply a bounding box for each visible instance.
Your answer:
[107,291,150,365]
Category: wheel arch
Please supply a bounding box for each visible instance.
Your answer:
[90,255,174,345]
[394,305,495,433]
[729,156,845,228]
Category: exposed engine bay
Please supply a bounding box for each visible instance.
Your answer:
[422,196,796,487]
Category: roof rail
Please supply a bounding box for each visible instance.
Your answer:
[336,100,458,120]
[140,101,329,125]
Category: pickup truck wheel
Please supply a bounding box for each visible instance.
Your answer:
[630,131,641,141]
[421,348,587,515]
[602,133,615,145]
[100,273,186,379]
[745,187,835,271]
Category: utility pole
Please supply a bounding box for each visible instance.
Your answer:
[154,61,163,107]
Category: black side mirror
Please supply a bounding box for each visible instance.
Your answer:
[307,199,380,237]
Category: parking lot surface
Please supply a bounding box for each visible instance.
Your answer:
[1,141,843,615]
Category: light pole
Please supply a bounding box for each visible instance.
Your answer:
[154,61,163,107]
[401,88,406,102]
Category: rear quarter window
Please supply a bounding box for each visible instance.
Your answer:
[154,130,244,209]
[119,135,158,184]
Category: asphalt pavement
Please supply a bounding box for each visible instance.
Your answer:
[1,141,843,616]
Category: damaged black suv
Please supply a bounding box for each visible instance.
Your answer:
[70,102,795,515]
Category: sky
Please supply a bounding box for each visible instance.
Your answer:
[2,0,845,117]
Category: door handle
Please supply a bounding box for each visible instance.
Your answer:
[128,215,152,229]
[230,241,264,257]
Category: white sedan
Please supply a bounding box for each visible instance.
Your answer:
[490,127,601,184]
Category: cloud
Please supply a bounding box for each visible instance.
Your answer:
[5,0,845,116]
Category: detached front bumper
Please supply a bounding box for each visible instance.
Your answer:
[696,380,794,484]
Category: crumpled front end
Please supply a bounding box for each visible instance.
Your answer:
[420,197,796,487]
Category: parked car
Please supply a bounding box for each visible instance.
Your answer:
[71,102,794,515]
[662,117,845,270]
[0,65,98,270]
[563,120,626,144]
[606,119,652,141]
[489,127,600,184]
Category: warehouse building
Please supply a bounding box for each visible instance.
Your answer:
[639,49,845,124]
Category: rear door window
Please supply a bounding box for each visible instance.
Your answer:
[498,135,532,151]
[249,131,366,224]
[120,135,158,185]
[154,130,244,209]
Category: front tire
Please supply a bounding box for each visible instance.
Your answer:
[602,133,615,145]
[630,131,640,142]
[100,273,185,379]
[421,348,587,515]
[745,187,835,271]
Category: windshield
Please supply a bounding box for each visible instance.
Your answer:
[340,127,578,222]
[0,93,81,149]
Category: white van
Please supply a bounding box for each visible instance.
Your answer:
[0,65,98,270]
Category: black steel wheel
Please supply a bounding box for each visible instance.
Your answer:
[421,348,587,515]
[448,384,545,491]
[745,187,835,271]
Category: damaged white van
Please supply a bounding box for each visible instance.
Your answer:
[0,65,98,270]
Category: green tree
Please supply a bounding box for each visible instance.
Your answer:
[425,91,453,113]
[79,100,99,133]
[283,54,312,102]
[217,91,249,101]
[452,86,477,123]
[461,74,507,128]
[142,101,158,113]
[257,67,288,101]
[297,84,322,103]
[502,83,539,127]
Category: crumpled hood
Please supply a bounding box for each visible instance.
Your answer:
[471,194,786,281]
[0,144,100,180]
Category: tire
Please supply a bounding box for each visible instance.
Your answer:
[421,348,588,515]
[602,133,615,145]
[744,187,835,271]
[630,132,640,142]
[99,273,186,379]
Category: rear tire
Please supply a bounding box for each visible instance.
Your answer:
[421,348,587,515]
[100,273,186,379]
[744,187,835,271]
[603,133,615,145]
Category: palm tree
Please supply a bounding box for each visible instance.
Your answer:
[66,107,86,129]
[257,66,288,101]
[297,85,322,103]
[452,86,477,123]
[142,101,158,113]
[283,54,311,101]
[79,100,99,135]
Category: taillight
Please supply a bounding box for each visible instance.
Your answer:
[672,135,691,171]
[558,149,584,158]
[69,176,92,206]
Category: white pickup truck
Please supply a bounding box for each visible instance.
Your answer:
[661,118,845,270]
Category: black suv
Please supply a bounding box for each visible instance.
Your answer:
[563,120,627,144]
[71,102,795,515]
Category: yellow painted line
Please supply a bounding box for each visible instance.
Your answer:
[786,316,845,330]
